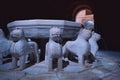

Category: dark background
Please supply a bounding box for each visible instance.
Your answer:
[0,0,120,51]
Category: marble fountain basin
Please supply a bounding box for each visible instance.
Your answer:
[7,19,82,39]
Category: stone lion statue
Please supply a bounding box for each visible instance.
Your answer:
[0,28,13,64]
[89,31,101,57]
[63,28,94,67]
[10,29,40,70]
[45,27,63,71]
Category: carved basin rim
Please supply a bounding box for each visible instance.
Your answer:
[7,19,81,28]
[7,19,82,38]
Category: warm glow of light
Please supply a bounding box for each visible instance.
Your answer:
[75,10,94,24]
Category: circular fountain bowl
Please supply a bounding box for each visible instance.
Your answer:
[7,19,82,39]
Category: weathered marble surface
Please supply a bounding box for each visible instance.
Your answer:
[7,19,82,39]
[63,28,94,66]
[0,29,13,64]
[83,21,101,63]
[10,29,40,70]
[89,32,101,56]
[10,29,31,70]
[45,27,63,71]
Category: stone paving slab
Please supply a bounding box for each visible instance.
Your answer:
[0,59,30,71]
[23,61,48,74]
[21,73,59,80]
[0,63,119,80]
[0,71,26,80]
[0,62,12,71]
[23,60,91,74]
[102,69,120,80]
[0,50,120,80]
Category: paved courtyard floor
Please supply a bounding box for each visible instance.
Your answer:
[0,50,120,80]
